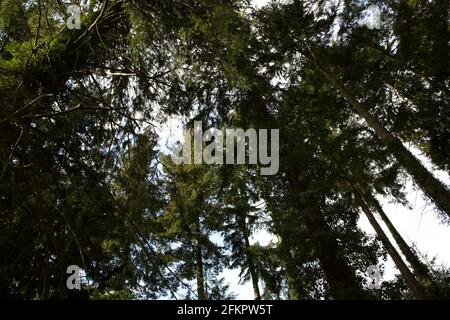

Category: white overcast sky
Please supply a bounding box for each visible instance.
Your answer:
[154,0,450,299]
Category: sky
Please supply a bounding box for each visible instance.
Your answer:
[153,0,450,299]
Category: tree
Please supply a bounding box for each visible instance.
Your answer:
[254,0,450,217]
[159,152,228,300]
[219,166,265,300]
[0,0,448,300]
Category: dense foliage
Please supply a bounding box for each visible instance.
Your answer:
[0,0,448,299]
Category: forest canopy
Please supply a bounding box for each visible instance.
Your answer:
[0,0,449,300]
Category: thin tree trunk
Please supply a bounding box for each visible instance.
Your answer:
[363,192,442,298]
[314,60,450,217]
[194,219,206,300]
[283,254,303,300]
[195,237,206,300]
[355,194,426,299]
[238,216,261,300]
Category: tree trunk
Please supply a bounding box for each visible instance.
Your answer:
[288,174,368,299]
[305,213,368,299]
[238,216,262,300]
[195,237,206,300]
[355,194,426,299]
[363,192,442,298]
[194,220,206,300]
[283,254,303,300]
[315,61,450,217]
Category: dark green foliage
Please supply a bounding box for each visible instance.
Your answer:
[0,0,448,300]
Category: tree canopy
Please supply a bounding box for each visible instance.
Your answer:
[0,0,448,300]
